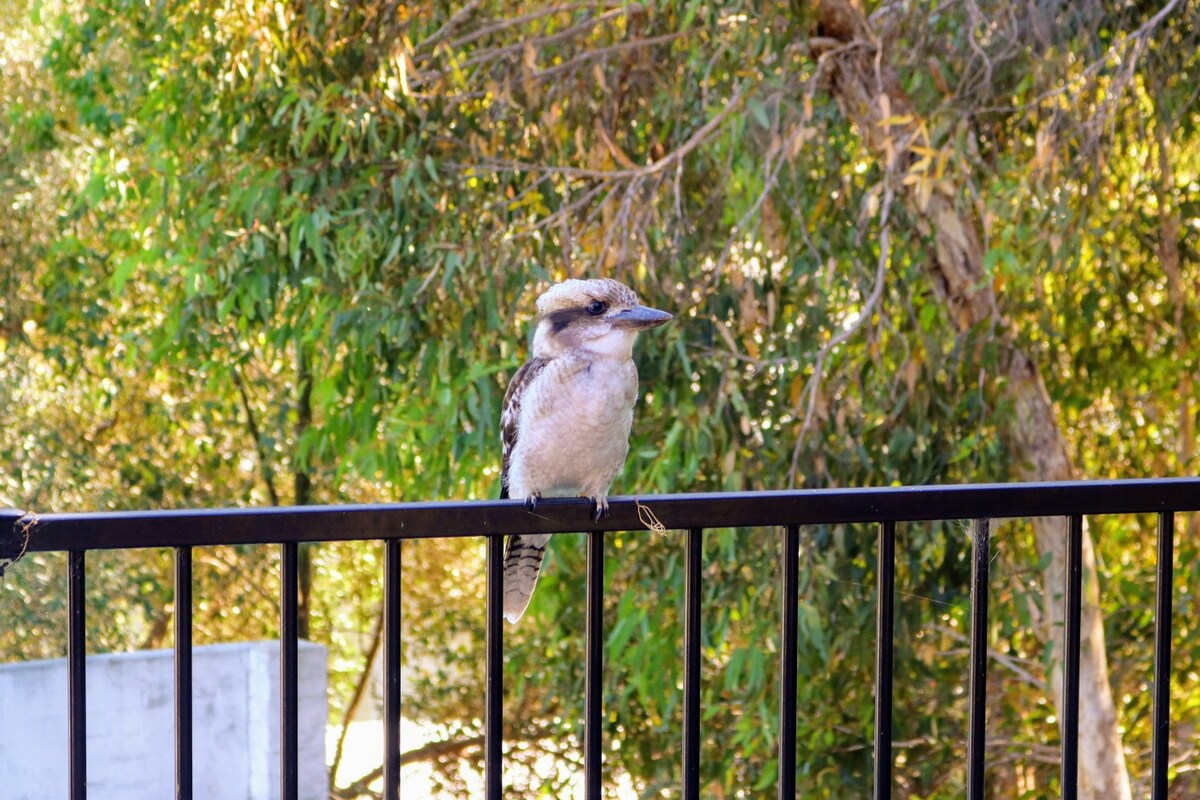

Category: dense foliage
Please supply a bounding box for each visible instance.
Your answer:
[1,0,1198,797]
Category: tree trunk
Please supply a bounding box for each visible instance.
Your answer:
[810,2,1131,797]
[1149,94,1199,540]
[295,344,315,640]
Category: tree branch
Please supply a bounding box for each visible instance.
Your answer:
[330,603,386,784]
[531,31,684,82]
[451,83,746,181]
[231,360,282,506]
[412,4,643,84]
[332,735,486,799]
[788,180,894,488]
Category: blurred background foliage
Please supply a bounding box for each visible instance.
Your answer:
[1,0,1198,797]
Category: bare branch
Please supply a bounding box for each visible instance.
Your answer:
[970,0,1185,117]
[531,31,685,82]
[444,2,639,51]
[230,357,282,506]
[939,629,1046,690]
[414,4,643,81]
[453,83,747,181]
[330,605,386,784]
[707,99,803,280]
[413,0,483,54]
[787,180,895,488]
[332,736,485,799]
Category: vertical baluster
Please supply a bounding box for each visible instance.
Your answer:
[585,531,605,800]
[966,520,990,800]
[68,550,87,800]
[1061,515,1083,800]
[280,542,299,800]
[683,528,703,800]
[384,539,402,799]
[1152,512,1175,800]
[778,525,800,800]
[873,521,895,800]
[485,536,504,800]
[175,547,193,800]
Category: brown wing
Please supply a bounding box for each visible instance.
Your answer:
[499,357,549,499]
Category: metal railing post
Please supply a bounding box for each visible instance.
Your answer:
[1061,515,1084,800]
[175,547,193,800]
[873,521,895,800]
[1152,512,1175,799]
[68,550,87,800]
[384,539,403,799]
[280,542,299,800]
[585,530,605,800]
[966,520,990,800]
[778,525,800,800]
[683,528,703,800]
[485,536,504,800]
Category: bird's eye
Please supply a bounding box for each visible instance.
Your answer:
[586,300,608,316]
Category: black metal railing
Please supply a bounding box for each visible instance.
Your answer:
[5,477,1200,799]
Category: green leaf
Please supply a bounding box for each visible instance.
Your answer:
[109,257,137,296]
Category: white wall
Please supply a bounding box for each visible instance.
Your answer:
[0,641,328,800]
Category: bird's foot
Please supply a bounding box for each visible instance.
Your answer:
[523,493,541,512]
[588,496,610,522]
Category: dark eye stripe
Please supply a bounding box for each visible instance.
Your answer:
[546,306,589,333]
[545,299,612,333]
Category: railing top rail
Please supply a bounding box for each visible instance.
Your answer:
[9,478,1200,552]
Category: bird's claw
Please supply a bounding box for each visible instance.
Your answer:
[524,494,540,512]
[589,497,609,522]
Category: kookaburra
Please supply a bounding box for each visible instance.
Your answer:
[500,278,672,622]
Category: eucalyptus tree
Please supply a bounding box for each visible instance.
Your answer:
[1,0,1197,797]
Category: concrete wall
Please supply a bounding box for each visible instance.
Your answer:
[0,641,328,800]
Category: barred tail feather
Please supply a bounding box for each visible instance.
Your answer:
[502,533,550,622]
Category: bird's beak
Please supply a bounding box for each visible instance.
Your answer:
[613,305,673,329]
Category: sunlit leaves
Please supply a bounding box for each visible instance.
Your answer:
[3,0,1200,797]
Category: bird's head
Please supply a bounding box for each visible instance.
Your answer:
[531,278,672,359]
